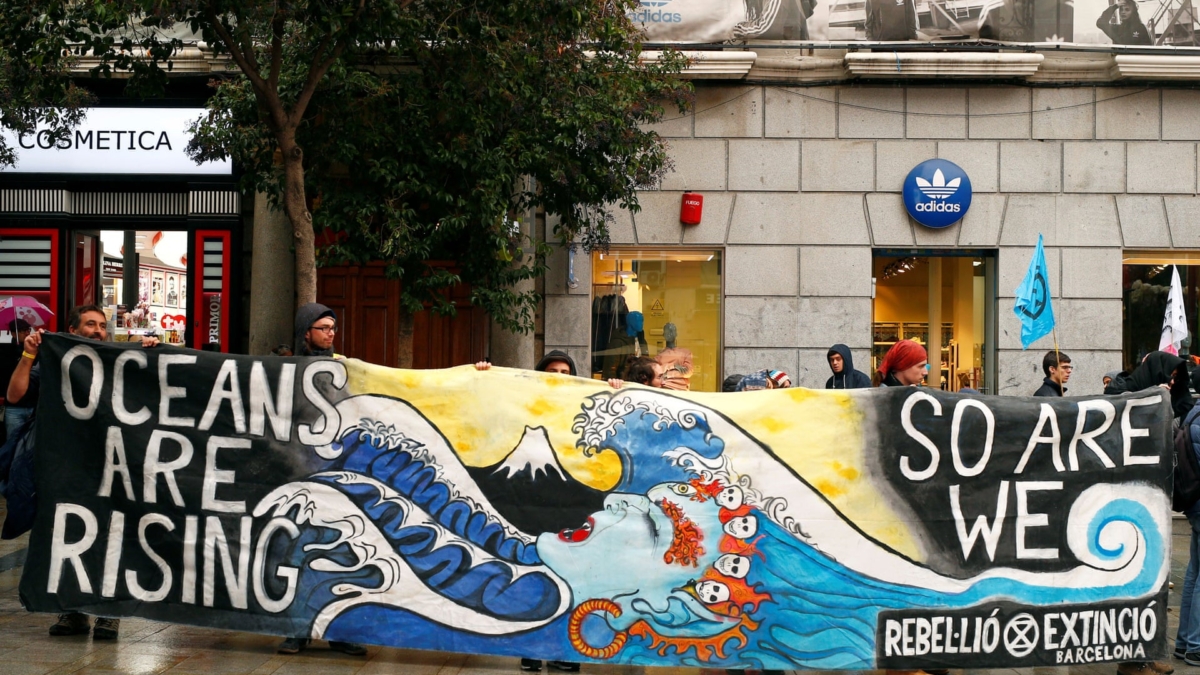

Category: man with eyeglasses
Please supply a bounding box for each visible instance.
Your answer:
[1033,350,1072,397]
[278,303,364,656]
[292,302,342,359]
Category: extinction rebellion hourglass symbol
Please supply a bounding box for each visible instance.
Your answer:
[1018,263,1050,320]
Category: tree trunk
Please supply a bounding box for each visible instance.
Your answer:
[397,308,415,369]
[279,131,317,307]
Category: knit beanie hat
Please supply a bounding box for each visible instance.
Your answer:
[768,370,791,389]
[879,340,928,379]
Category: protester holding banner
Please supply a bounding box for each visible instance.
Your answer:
[4,305,158,640]
[1033,350,1072,397]
[875,339,928,387]
[2,319,33,437]
[1107,351,1193,420]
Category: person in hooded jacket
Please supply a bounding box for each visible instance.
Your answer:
[1106,351,1193,421]
[825,344,872,389]
[293,302,342,358]
[278,303,366,656]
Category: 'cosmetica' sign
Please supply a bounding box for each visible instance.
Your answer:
[0,108,231,176]
[903,159,972,229]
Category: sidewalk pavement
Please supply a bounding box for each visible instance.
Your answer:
[0,516,1194,675]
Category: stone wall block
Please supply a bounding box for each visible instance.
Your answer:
[906,88,967,139]
[725,297,802,347]
[796,194,871,244]
[1032,88,1095,140]
[728,193,805,244]
[765,87,837,138]
[1060,248,1122,299]
[794,297,874,349]
[997,299,1121,350]
[913,220,960,247]
[1117,195,1170,247]
[725,348,799,381]
[968,88,1031,139]
[1163,90,1200,141]
[1063,142,1125,193]
[937,141,999,192]
[1000,141,1062,192]
[660,140,727,191]
[1096,88,1160,140]
[726,246,800,296]
[544,295,592,346]
[1055,195,1122,247]
[610,205,637,244]
[544,244,592,296]
[801,140,875,192]
[999,195,1057,246]
[877,140,937,192]
[957,193,1005,246]
[728,140,800,192]
[998,246,1061,299]
[695,86,763,138]
[643,97,694,138]
[838,87,905,139]
[1127,142,1196,194]
[800,246,873,296]
[681,193,736,244]
[866,193,915,245]
[995,350,1121,397]
[1165,196,1200,247]
[632,192,685,244]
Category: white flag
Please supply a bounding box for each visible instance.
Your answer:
[1160,265,1189,355]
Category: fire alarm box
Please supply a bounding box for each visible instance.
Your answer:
[680,192,703,225]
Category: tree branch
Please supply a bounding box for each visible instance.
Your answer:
[267,8,285,91]
[203,7,287,131]
[287,0,367,127]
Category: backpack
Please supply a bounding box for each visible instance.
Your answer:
[1174,408,1200,512]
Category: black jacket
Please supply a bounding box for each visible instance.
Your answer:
[1106,351,1193,419]
[825,344,872,390]
[1033,377,1066,397]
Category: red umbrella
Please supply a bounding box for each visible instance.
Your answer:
[0,296,55,329]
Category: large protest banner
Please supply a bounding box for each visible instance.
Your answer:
[20,334,1172,669]
[637,0,1183,47]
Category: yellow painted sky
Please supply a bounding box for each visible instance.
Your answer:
[344,362,917,557]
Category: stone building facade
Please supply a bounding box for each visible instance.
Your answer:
[540,53,1200,396]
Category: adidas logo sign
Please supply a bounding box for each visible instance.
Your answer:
[915,168,961,199]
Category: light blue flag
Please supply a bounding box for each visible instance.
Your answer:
[1013,233,1055,349]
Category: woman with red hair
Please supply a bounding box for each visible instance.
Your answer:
[875,339,928,387]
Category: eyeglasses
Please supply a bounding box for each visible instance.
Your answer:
[310,325,337,334]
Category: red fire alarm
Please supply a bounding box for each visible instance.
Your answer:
[680,192,703,225]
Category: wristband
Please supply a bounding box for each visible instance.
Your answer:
[22,351,36,360]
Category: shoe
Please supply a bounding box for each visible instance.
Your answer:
[1186,654,1200,668]
[548,663,580,673]
[92,617,119,640]
[277,637,310,654]
[521,659,543,672]
[1176,644,1188,660]
[1149,661,1174,674]
[1118,662,1156,675]
[48,612,90,636]
[329,641,367,656]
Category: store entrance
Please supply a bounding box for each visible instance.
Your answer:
[98,230,190,345]
[872,251,997,393]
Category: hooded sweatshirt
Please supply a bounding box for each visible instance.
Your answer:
[294,302,338,357]
[825,344,872,390]
[1106,351,1192,418]
[535,350,577,376]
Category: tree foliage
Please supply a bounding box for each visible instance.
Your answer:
[2,0,688,352]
